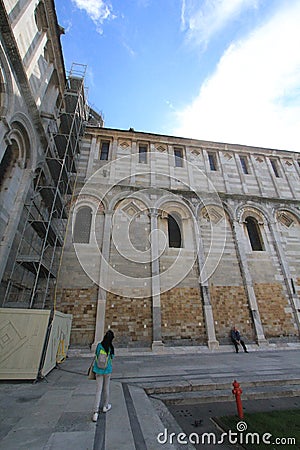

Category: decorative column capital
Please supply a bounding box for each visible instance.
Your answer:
[149,207,159,218]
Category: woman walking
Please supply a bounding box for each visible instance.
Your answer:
[92,329,114,422]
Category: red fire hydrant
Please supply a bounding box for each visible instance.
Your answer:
[232,380,244,419]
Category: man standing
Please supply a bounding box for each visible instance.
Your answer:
[231,326,248,353]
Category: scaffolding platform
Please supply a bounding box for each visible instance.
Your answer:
[59,113,83,139]
[54,133,79,159]
[29,220,63,246]
[39,186,67,219]
[46,158,72,194]
[16,256,56,278]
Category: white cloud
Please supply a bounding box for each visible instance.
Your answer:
[175,2,300,151]
[63,19,72,34]
[122,42,136,58]
[136,0,151,7]
[71,0,115,34]
[181,0,259,47]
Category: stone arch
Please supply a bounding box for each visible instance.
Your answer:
[156,197,194,251]
[5,113,37,170]
[112,196,151,255]
[237,203,269,225]
[114,197,149,217]
[1,120,32,197]
[72,194,105,246]
[236,204,270,253]
[275,207,300,228]
[73,193,105,214]
[108,190,151,213]
[155,195,192,220]
[7,124,29,167]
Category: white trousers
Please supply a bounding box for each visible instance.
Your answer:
[93,373,111,412]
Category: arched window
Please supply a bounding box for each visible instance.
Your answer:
[168,213,182,248]
[74,206,92,243]
[245,216,264,251]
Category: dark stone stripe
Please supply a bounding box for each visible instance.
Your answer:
[122,383,147,450]
[93,411,106,450]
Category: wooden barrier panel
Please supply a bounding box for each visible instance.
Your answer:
[0,308,50,380]
[41,311,73,377]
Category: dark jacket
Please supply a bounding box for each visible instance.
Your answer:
[231,329,241,341]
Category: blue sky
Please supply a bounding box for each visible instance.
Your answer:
[55,0,300,152]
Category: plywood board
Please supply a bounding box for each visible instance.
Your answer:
[41,311,73,377]
[0,308,50,380]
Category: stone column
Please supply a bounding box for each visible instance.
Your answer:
[186,146,196,191]
[168,144,177,190]
[195,217,219,350]
[269,219,300,333]
[150,143,156,187]
[249,154,264,197]
[130,140,137,186]
[92,209,113,349]
[232,219,267,345]
[109,138,118,183]
[86,136,98,179]
[149,208,164,350]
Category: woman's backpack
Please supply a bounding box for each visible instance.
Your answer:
[96,350,109,369]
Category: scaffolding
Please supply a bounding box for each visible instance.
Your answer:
[2,63,90,310]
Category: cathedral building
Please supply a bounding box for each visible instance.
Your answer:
[56,126,300,349]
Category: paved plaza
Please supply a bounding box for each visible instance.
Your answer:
[0,345,300,449]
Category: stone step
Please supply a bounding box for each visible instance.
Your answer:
[150,384,300,405]
[142,376,300,395]
[105,381,136,450]
[126,384,182,450]
[105,382,184,450]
